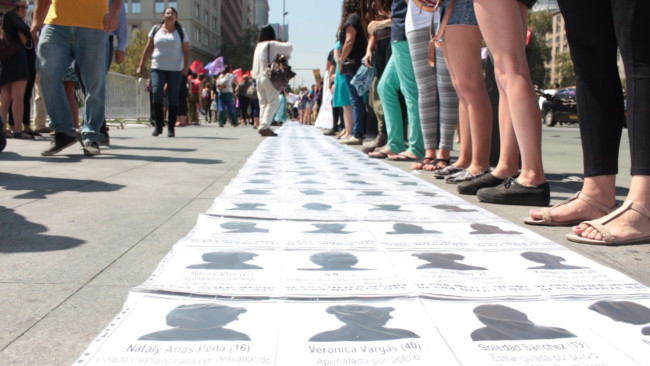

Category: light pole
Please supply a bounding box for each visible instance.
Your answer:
[283,0,288,41]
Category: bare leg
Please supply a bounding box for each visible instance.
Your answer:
[342,105,353,136]
[474,0,545,186]
[442,25,492,175]
[64,81,79,129]
[9,81,28,135]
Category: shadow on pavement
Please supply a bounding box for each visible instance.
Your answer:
[545,172,629,198]
[1,173,126,199]
[0,206,85,253]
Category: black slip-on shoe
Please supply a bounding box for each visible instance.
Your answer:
[41,132,77,156]
[457,172,507,195]
[477,177,550,206]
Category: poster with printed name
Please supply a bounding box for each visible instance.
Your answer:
[421,299,639,366]
[137,248,281,297]
[281,221,377,249]
[390,249,650,300]
[582,298,650,364]
[453,221,563,251]
[282,201,358,221]
[205,199,284,220]
[353,202,499,223]
[276,299,460,366]
[341,188,468,205]
[74,293,279,366]
[280,250,412,298]
[179,215,282,248]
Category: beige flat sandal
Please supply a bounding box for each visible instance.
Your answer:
[566,201,650,245]
[523,191,613,226]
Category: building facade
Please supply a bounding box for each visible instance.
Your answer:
[243,0,269,28]
[220,0,243,46]
[123,0,222,64]
[545,10,568,86]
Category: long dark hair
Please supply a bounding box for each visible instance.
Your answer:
[161,7,182,30]
[258,24,276,42]
[338,0,361,35]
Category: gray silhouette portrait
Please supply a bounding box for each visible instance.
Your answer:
[382,173,400,177]
[432,204,477,213]
[399,181,418,186]
[304,223,353,234]
[300,189,325,196]
[242,189,271,195]
[247,179,270,184]
[345,173,361,177]
[299,171,317,176]
[413,253,487,271]
[309,305,419,342]
[416,191,438,197]
[254,172,272,176]
[370,204,408,212]
[299,179,321,185]
[347,180,369,185]
[227,203,268,211]
[386,223,440,235]
[521,252,586,270]
[303,203,332,211]
[589,300,650,335]
[374,167,388,171]
[469,224,521,235]
[359,191,385,196]
[187,251,262,270]
[300,252,369,271]
[220,221,268,233]
[138,304,250,341]
[471,304,576,341]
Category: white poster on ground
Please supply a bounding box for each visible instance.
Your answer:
[281,220,377,249]
[137,248,281,297]
[280,250,412,298]
[421,299,639,366]
[276,299,460,366]
[179,214,282,248]
[73,293,279,366]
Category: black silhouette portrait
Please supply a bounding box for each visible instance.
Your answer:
[309,305,419,342]
[432,204,477,213]
[300,252,369,271]
[303,203,332,211]
[369,204,408,212]
[589,300,650,335]
[138,304,250,341]
[386,223,440,235]
[416,191,438,197]
[413,253,487,271]
[304,223,353,234]
[227,203,268,211]
[187,251,262,270]
[220,221,268,233]
[471,304,576,341]
[242,189,270,195]
[300,189,325,196]
[521,252,586,270]
[358,191,385,196]
[469,224,521,235]
[347,180,369,185]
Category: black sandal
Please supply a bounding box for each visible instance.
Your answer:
[411,156,436,170]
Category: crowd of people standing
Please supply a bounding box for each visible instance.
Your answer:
[323,0,649,246]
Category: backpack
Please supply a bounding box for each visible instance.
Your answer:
[151,24,185,43]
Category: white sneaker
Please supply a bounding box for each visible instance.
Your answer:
[339,136,362,145]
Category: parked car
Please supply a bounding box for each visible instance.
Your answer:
[540,87,578,127]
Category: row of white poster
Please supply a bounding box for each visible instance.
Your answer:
[74,123,650,365]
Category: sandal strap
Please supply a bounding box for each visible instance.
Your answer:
[579,201,650,244]
[541,191,613,224]
[576,191,614,215]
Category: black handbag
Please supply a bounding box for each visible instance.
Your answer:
[340,59,359,75]
[0,16,19,62]
[266,43,295,91]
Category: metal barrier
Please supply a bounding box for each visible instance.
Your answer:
[105,72,150,122]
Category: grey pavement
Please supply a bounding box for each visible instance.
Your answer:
[1,122,648,365]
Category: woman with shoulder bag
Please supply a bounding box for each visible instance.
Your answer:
[0,1,33,142]
[251,25,292,136]
[136,7,190,137]
[237,75,251,125]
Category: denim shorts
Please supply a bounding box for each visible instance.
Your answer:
[443,0,478,27]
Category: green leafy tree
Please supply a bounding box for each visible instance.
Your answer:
[556,52,575,87]
[219,25,259,70]
[527,11,552,87]
[110,28,150,78]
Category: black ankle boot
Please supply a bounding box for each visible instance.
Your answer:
[167,106,177,137]
[152,102,164,136]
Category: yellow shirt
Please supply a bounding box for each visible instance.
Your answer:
[44,0,108,30]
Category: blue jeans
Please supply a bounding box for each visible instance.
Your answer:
[37,24,107,143]
[150,69,181,107]
[218,92,237,113]
[344,74,366,139]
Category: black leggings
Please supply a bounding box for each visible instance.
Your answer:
[558,0,650,176]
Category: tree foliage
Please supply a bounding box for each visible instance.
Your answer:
[219,25,259,71]
[556,52,575,87]
[527,11,552,87]
[110,28,150,78]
